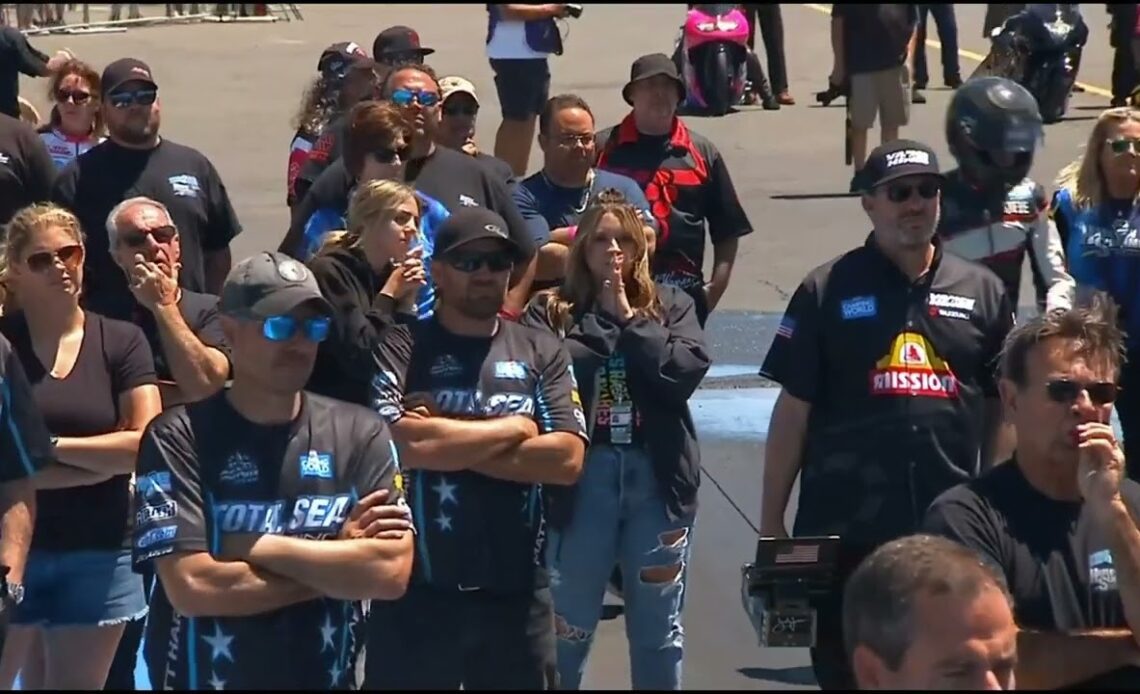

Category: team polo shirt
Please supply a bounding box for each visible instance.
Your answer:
[760,235,1014,547]
[133,391,405,690]
[371,317,588,593]
[596,114,751,296]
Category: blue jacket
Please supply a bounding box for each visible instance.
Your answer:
[1054,187,1140,349]
[300,190,449,320]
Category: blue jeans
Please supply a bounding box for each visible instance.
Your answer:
[13,549,147,627]
[548,445,694,690]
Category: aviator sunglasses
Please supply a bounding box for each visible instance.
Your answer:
[261,315,332,343]
[121,225,178,248]
[26,244,82,272]
[1045,378,1119,406]
[1108,137,1140,156]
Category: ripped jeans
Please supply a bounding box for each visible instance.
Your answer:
[548,445,694,690]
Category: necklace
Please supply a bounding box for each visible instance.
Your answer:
[542,168,596,214]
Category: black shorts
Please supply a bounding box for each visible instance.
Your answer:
[363,584,557,690]
[489,58,551,121]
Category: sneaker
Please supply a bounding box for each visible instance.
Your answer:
[945,75,963,89]
[912,89,927,104]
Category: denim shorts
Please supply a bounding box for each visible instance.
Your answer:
[12,549,148,627]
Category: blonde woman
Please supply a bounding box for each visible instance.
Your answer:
[0,204,160,690]
[1052,106,1140,477]
[305,179,430,405]
[38,58,105,170]
[520,190,710,690]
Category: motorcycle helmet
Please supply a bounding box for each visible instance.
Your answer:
[946,76,1043,191]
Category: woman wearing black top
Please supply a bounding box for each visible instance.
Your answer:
[521,190,710,690]
[0,204,160,689]
[306,179,427,405]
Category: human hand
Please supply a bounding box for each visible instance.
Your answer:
[339,489,413,541]
[128,255,179,310]
[1077,422,1126,506]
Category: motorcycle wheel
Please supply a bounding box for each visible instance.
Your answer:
[705,47,732,116]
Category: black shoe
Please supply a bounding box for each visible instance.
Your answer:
[1073,83,1085,93]
[914,81,928,91]
[849,171,864,194]
[761,95,780,110]
[912,89,927,104]
[945,74,963,89]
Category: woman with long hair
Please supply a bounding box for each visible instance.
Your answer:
[306,179,428,405]
[521,190,710,690]
[1053,106,1140,478]
[37,58,104,170]
[0,204,161,690]
[287,41,380,208]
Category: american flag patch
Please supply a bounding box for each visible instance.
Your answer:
[775,317,795,339]
[775,544,819,564]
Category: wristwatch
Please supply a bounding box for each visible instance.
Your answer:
[6,582,24,606]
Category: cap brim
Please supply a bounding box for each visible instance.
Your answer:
[442,89,480,106]
[622,71,685,106]
[867,168,944,192]
[103,77,157,97]
[248,287,333,319]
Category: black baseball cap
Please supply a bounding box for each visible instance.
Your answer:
[859,140,943,192]
[101,58,157,96]
[434,208,523,260]
[622,53,685,106]
[318,41,376,78]
[219,252,332,319]
[373,26,435,61]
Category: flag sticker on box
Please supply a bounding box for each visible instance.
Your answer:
[775,543,819,564]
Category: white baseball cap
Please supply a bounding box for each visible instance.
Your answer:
[439,76,479,106]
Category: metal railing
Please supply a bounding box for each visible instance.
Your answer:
[0,4,301,35]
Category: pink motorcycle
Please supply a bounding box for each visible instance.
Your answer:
[675,3,750,115]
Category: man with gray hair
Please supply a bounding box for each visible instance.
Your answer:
[844,533,1018,690]
[97,195,230,407]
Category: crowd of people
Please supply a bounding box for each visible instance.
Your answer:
[0,3,1138,692]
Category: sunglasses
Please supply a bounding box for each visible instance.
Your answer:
[390,88,440,108]
[26,244,82,273]
[443,251,513,273]
[884,179,941,203]
[108,88,157,109]
[1045,379,1119,406]
[56,89,91,105]
[262,315,332,343]
[1107,137,1140,156]
[121,224,177,248]
[372,145,411,165]
[442,103,478,117]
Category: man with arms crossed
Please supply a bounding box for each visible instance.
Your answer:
[845,534,1018,690]
[367,207,588,689]
[133,252,413,689]
[0,334,52,657]
[926,295,1140,689]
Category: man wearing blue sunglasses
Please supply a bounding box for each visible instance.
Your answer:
[133,251,414,689]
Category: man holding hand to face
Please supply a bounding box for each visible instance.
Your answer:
[101,196,231,407]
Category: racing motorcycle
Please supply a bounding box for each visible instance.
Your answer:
[978,4,1087,124]
[674,3,750,116]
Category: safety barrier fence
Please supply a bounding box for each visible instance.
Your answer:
[0,3,302,35]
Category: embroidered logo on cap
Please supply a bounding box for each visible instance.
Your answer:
[884,149,931,168]
[484,223,506,238]
[277,259,308,282]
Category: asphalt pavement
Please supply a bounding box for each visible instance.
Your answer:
[16,4,1122,690]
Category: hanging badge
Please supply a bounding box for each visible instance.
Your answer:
[610,403,633,445]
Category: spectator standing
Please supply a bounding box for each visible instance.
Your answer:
[37,59,105,171]
[0,114,55,229]
[51,58,242,318]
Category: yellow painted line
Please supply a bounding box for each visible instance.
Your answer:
[802,3,1113,99]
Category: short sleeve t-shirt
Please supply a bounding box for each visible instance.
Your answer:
[0,333,53,483]
[371,318,588,592]
[515,168,654,246]
[51,139,242,317]
[86,289,230,382]
[0,311,156,551]
[134,391,406,690]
